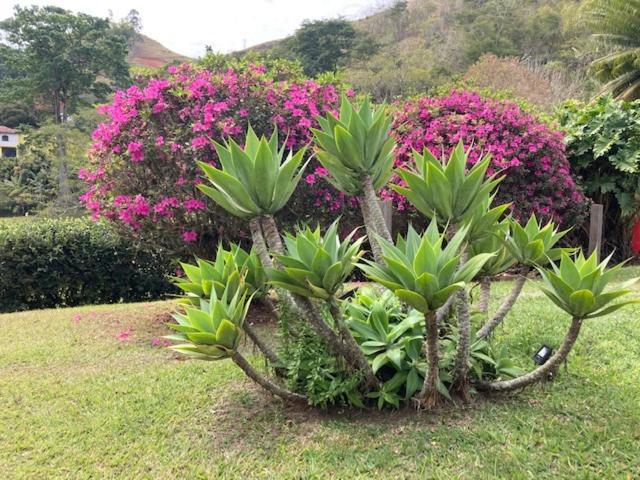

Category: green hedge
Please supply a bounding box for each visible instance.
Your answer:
[0,218,174,312]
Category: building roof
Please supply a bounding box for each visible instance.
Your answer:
[0,126,18,134]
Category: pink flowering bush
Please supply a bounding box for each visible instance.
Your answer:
[385,91,588,225]
[81,63,348,254]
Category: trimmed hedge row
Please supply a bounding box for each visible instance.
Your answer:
[0,218,174,312]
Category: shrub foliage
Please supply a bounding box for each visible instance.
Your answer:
[0,218,172,312]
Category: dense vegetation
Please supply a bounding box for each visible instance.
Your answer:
[0,218,172,312]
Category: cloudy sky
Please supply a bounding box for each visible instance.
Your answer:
[7,0,393,56]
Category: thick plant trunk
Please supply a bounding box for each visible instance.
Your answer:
[359,175,392,264]
[231,351,307,403]
[477,276,491,315]
[260,215,285,255]
[259,214,369,383]
[359,195,385,264]
[330,301,380,388]
[363,175,392,242]
[452,286,471,402]
[250,217,274,269]
[435,293,456,326]
[476,266,530,339]
[416,311,441,408]
[243,322,281,365]
[477,317,583,392]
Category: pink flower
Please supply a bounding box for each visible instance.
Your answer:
[155,136,164,146]
[117,330,131,341]
[72,314,82,323]
[127,141,144,162]
[181,230,198,243]
[305,174,316,185]
[191,136,208,149]
[183,198,206,211]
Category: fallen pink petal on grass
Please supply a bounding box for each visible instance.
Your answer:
[117,330,132,341]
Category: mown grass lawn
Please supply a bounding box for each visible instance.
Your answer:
[1,269,639,479]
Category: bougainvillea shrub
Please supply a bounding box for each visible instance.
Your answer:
[384,91,588,225]
[80,63,349,255]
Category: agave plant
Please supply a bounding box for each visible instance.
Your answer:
[359,221,494,408]
[476,214,572,339]
[538,251,639,319]
[312,96,395,261]
[175,244,266,305]
[197,126,308,219]
[480,251,639,392]
[346,292,424,375]
[392,142,502,225]
[267,220,365,300]
[359,222,494,312]
[312,96,395,196]
[165,289,252,360]
[503,214,569,267]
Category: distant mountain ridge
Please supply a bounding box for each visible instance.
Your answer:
[128,34,191,68]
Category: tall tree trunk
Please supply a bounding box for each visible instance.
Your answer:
[359,175,392,264]
[476,266,530,339]
[477,317,583,392]
[243,322,281,365]
[416,311,441,408]
[329,301,380,388]
[477,276,491,315]
[231,351,306,403]
[55,130,71,208]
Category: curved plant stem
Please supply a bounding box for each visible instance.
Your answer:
[477,276,491,315]
[243,322,281,365]
[231,351,307,403]
[329,301,380,388]
[476,266,530,339]
[435,293,456,326]
[416,310,441,409]
[364,175,392,241]
[359,175,392,264]
[477,317,583,392]
[452,286,471,402]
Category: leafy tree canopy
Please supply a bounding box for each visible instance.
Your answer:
[0,5,131,123]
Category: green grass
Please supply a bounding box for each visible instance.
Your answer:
[1,269,639,479]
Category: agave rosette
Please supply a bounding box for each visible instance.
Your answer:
[311,96,395,195]
[165,289,253,360]
[197,126,308,218]
[537,251,640,319]
[267,221,365,299]
[359,221,495,311]
[392,141,503,224]
[504,214,571,266]
[175,244,266,306]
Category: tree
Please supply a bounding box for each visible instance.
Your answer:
[287,19,358,76]
[0,6,130,123]
[583,0,640,99]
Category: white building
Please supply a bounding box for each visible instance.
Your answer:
[0,126,19,158]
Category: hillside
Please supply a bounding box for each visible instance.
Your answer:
[127,34,191,68]
[241,0,592,105]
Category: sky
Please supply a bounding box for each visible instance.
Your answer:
[7,0,394,57]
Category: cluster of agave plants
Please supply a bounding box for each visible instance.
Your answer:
[166,97,639,409]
